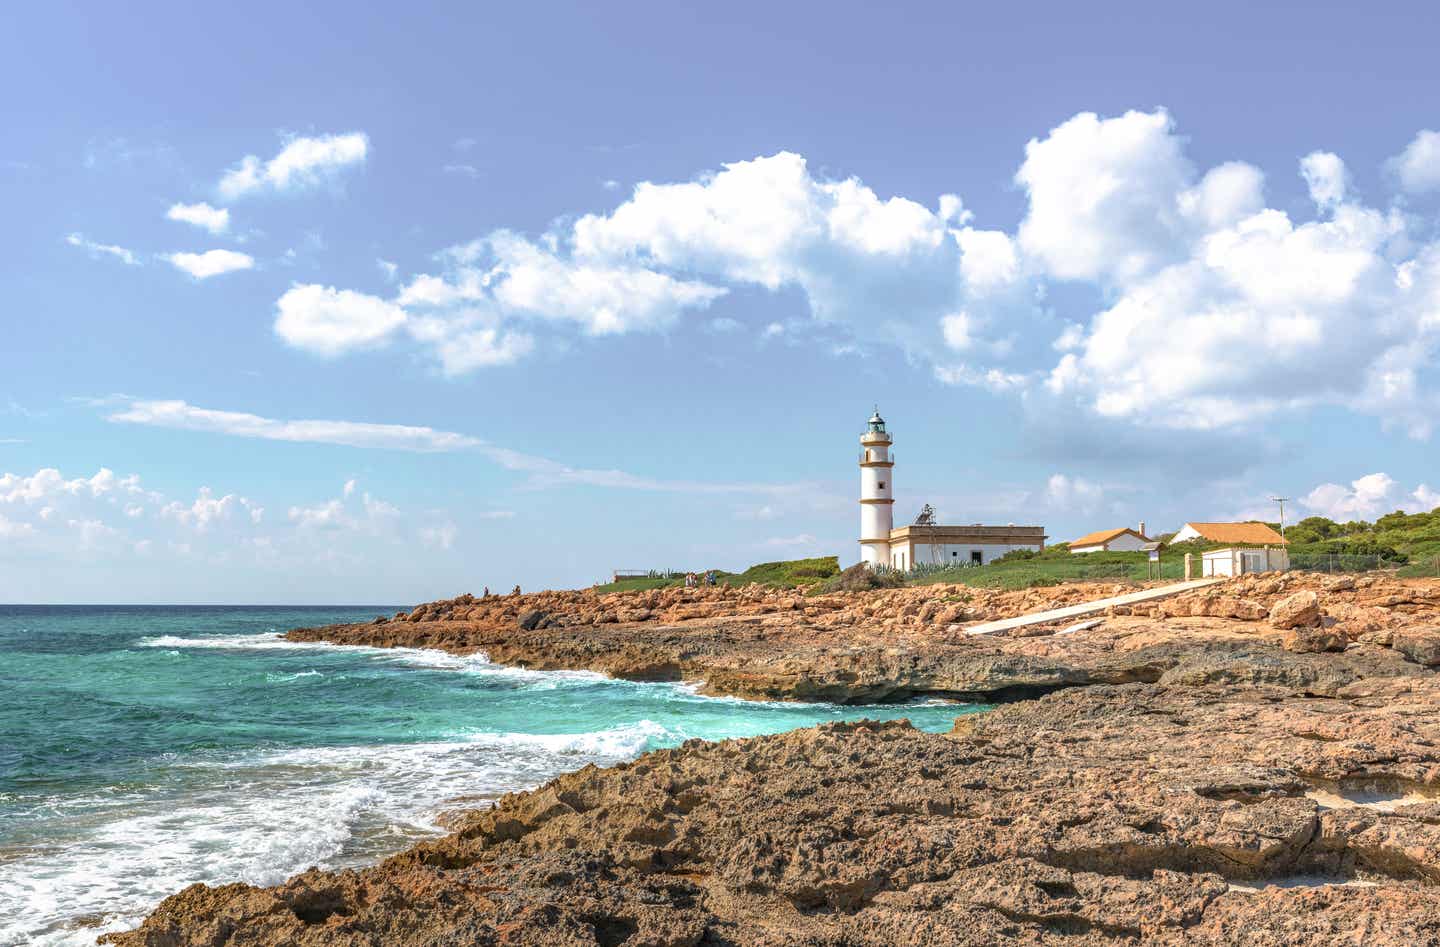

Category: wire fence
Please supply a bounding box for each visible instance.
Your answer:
[1288,553,1399,574]
[1287,553,1440,576]
[893,553,1440,588]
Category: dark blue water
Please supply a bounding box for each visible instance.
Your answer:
[0,605,978,945]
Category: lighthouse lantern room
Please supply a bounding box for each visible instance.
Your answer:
[858,409,895,567]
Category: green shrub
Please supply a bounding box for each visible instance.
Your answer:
[821,562,905,592]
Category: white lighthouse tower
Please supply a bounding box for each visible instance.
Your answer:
[858,409,895,567]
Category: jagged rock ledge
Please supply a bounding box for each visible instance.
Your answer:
[103,575,1440,945]
[105,680,1440,945]
[284,574,1440,703]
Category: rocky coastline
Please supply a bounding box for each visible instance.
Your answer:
[285,573,1440,704]
[105,573,1440,945]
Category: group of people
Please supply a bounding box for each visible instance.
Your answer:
[478,585,523,597]
[682,570,718,588]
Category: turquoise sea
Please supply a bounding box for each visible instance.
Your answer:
[0,605,978,945]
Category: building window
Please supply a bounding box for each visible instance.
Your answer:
[952,551,958,557]
[877,481,885,489]
[970,551,983,565]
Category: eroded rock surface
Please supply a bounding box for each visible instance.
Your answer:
[106,682,1440,946]
[287,576,1440,703]
[105,574,1440,945]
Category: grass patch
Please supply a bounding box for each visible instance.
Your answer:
[904,548,1186,591]
[591,556,841,594]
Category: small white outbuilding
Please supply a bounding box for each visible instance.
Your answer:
[1201,546,1291,577]
[1068,526,1152,554]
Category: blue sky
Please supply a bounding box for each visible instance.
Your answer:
[4,0,1439,603]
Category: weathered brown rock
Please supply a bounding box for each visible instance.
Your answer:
[96,575,1440,946]
[1283,624,1348,653]
[1393,629,1440,667]
[1270,591,1323,629]
[288,577,1439,705]
[105,683,1440,946]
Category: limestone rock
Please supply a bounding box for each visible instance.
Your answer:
[104,685,1440,947]
[1283,625,1347,653]
[1269,590,1322,629]
[1392,628,1440,666]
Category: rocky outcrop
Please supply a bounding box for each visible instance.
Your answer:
[1393,629,1440,667]
[1282,624,1348,653]
[103,574,1440,946]
[1269,590,1323,629]
[288,576,1440,704]
[105,682,1440,946]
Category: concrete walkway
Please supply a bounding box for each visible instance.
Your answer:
[964,577,1226,636]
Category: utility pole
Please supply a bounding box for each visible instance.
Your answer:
[1269,496,1291,540]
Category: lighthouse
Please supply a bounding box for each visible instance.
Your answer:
[858,409,895,567]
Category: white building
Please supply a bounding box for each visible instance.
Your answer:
[887,524,1049,570]
[1202,546,1290,577]
[857,410,895,567]
[858,410,1047,569]
[1069,525,1152,554]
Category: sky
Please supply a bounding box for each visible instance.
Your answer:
[3,0,1439,603]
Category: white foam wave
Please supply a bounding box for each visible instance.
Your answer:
[264,670,323,683]
[136,632,335,651]
[0,720,674,946]
[134,635,607,690]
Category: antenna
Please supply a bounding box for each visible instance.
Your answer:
[1269,496,1291,540]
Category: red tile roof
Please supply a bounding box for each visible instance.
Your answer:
[1070,527,1149,548]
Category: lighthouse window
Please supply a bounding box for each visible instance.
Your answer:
[877,481,885,489]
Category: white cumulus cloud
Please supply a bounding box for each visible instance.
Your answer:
[1388,130,1440,195]
[166,249,254,279]
[218,132,369,200]
[274,284,408,355]
[1016,109,1194,284]
[1301,472,1440,521]
[165,202,229,234]
[1299,151,1349,212]
[1032,110,1439,437]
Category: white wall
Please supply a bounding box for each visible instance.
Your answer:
[1202,549,1238,577]
[906,541,1042,567]
[1202,547,1289,576]
[860,504,892,541]
[1103,532,1149,552]
[1173,524,1202,542]
[859,465,892,500]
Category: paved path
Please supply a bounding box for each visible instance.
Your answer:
[964,577,1226,636]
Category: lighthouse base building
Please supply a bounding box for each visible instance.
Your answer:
[858,409,1046,570]
[884,524,1048,571]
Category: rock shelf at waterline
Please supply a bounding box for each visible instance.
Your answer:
[100,575,1440,945]
[108,680,1440,946]
[287,572,1440,703]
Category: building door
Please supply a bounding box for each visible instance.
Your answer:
[970,551,983,565]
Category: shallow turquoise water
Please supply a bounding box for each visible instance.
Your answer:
[0,605,980,945]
